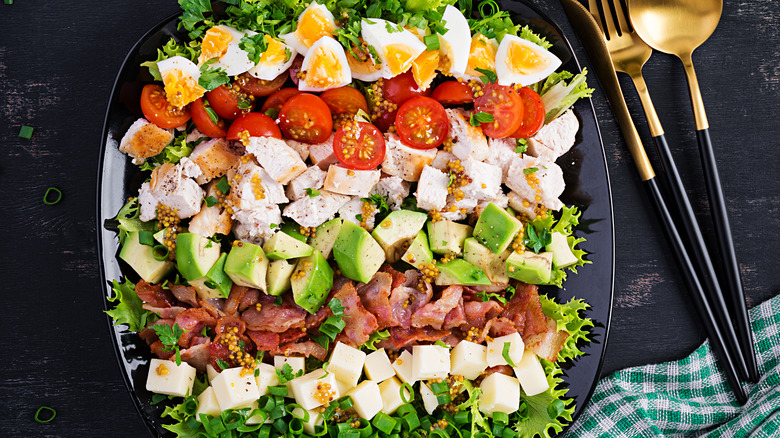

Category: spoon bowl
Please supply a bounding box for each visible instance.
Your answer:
[629,0,722,57]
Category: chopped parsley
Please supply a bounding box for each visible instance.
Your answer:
[311,299,347,349]
[215,176,230,194]
[204,196,218,207]
[470,111,495,126]
[18,125,34,139]
[239,33,268,66]
[523,167,539,175]
[305,188,321,198]
[151,323,187,366]
[198,58,229,91]
[515,138,528,154]
[475,67,498,84]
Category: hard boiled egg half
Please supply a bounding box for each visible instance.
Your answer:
[156,56,205,108]
[462,33,499,81]
[495,35,562,86]
[198,25,256,76]
[247,35,297,81]
[281,1,338,56]
[361,19,425,79]
[437,5,471,78]
[298,36,352,92]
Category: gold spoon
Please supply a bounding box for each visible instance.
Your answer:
[628,0,759,383]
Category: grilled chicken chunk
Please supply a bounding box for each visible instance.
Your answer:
[526,110,579,162]
[446,108,489,161]
[286,166,327,201]
[233,203,283,244]
[415,165,449,211]
[381,133,437,182]
[485,137,520,181]
[283,190,350,228]
[339,197,378,230]
[505,156,565,212]
[245,137,307,184]
[308,135,338,169]
[228,159,288,210]
[460,157,502,201]
[189,138,242,184]
[323,166,380,197]
[119,118,173,165]
[138,162,204,221]
[189,181,232,237]
[370,176,410,211]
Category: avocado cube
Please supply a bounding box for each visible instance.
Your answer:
[267,259,296,296]
[225,242,269,291]
[435,258,491,286]
[291,251,334,313]
[189,253,233,299]
[175,233,221,281]
[334,221,386,283]
[546,232,578,268]
[463,237,511,284]
[280,221,308,243]
[506,251,553,284]
[263,231,314,260]
[473,203,523,254]
[310,218,343,259]
[372,210,428,262]
[427,220,473,256]
[119,231,174,284]
[401,230,434,268]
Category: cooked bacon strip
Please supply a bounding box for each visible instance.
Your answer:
[170,284,199,307]
[305,304,331,330]
[279,328,307,345]
[411,285,463,330]
[462,300,503,330]
[241,293,307,333]
[443,299,466,330]
[525,318,569,362]
[226,285,260,315]
[386,326,449,350]
[380,265,407,289]
[150,341,175,360]
[485,365,513,376]
[135,279,176,308]
[247,330,280,352]
[142,304,187,320]
[333,282,379,347]
[485,316,517,338]
[175,308,217,348]
[279,341,328,361]
[180,341,212,373]
[357,272,398,329]
[500,283,548,337]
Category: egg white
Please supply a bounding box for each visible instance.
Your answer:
[283,2,338,57]
[495,35,562,86]
[361,18,425,79]
[298,36,352,92]
[203,26,256,76]
[247,36,298,81]
[157,56,201,82]
[438,5,471,78]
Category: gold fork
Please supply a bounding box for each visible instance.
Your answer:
[587,0,752,382]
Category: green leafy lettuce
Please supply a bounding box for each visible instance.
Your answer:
[539,295,593,362]
[141,38,200,81]
[513,360,575,438]
[105,277,157,332]
[139,130,195,172]
[533,69,594,123]
[112,197,155,245]
[529,205,591,287]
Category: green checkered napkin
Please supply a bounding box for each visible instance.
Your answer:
[563,294,780,437]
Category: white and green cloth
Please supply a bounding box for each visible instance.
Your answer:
[563,294,780,437]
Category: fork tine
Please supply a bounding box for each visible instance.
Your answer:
[611,0,631,34]
[598,0,618,39]
[587,0,605,34]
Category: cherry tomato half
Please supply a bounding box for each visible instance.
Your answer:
[279,94,333,144]
[227,113,282,140]
[321,87,369,116]
[431,81,474,106]
[382,70,431,105]
[206,84,255,120]
[510,87,546,139]
[395,96,449,149]
[473,83,524,138]
[191,98,227,138]
[333,121,386,170]
[140,84,191,129]
[235,72,287,97]
[261,88,302,115]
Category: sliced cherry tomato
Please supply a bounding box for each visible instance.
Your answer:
[333,121,386,170]
[191,98,228,138]
[279,94,333,144]
[394,96,449,149]
[140,84,191,129]
[205,84,255,120]
[473,83,524,138]
[235,72,287,97]
[431,81,474,106]
[261,87,303,115]
[289,55,304,86]
[321,87,369,115]
[227,113,282,140]
[382,70,431,105]
[510,86,546,138]
[373,109,397,133]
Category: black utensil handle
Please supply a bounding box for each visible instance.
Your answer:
[652,133,756,382]
[696,128,758,382]
[644,177,747,404]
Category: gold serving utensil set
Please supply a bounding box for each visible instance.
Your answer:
[560,0,757,403]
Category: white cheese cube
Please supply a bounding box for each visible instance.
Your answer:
[274,356,306,375]
[479,373,520,415]
[289,369,340,411]
[334,376,353,396]
[255,363,280,396]
[486,332,525,367]
[245,401,272,425]
[326,341,366,387]
[378,377,407,415]
[364,349,395,382]
[292,407,324,435]
[450,340,488,380]
[513,350,550,396]
[195,386,221,421]
[146,359,196,397]
[411,345,450,381]
[392,350,416,384]
[346,380,383,420]
[211,367,261,410]
[206,364,218,382]
[419,382,438,415]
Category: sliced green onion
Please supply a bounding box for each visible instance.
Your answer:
[272,417,287,433]
[436,393,451,405]
[43,187,62,205]
[339,396,354,411]
[402,412,420,431]
[493,411,509,425]
[258,424,272,438]
[372,413,397,435]
[430,381,449,395]
[429,429,449,438]
[517,401,529,421]
[268,385,288,397]
[354,418,372,438]
[337,422,353,433]
[492,424,504,437]
[34,406,56,423]
[152,244,169,261]
[289,418,304,435]
[396,404,415,417]
[502,427,518,438]
[182,396,198,415]
[420,417,433,432]
[216,176,230,194]
[287,403,310,422]
[453,411,470,425]
[138,230,155,246]
[339,432,360,438]
[399,382,414,403]
[205,196,218,207]
[312,425,329,437]
[502,342,517,367]
[423,34,440,51]
[547,399,566,419]
[270,403,286,420]
[19,125,33,139]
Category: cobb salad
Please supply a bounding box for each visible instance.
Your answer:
[105,0,597,437]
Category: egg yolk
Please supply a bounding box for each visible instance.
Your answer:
[162,69,205,108]
[507,42,550,75]
[347,51,381,76]
[295,7,336,49]
[306,48,344,89]
[412,50,440,89]
[384,44,417,76]
[464,34,497,78]
[260,35,288,65]
[199,26,233,64]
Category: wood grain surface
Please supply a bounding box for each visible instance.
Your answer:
[1,1,778,436]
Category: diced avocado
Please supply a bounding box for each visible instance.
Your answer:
[225,242,269,291]
[334,221,385,283]
[505,206,516,217]
[401,230,434,268]
[473,203,523,254]
[427,220,473,256]
[175,233,221,281]
[309,218,343,259]
[263,232,314,260]
[372,210,428,262]
[506,251,553,284]
[280,221,308,243]
[463,237,511,284]
[189,253,233,299]
[546,232,578,268]
[291,251,334,313]
[435,258,491,286]
[267,259,296,296]
[119,231,174,283]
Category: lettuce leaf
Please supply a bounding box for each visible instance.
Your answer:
[458,381,492,437]
[105,277,156,332]
[138,131,194,171]
[519,25,552,49]
[113,198,155,245]
[529,205,590,287]
[513,360,575,438]
[539,295,593,362]
[535,69,594,123]
[140,38,200,81]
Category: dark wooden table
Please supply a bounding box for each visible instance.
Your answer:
[1,1,778,436]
